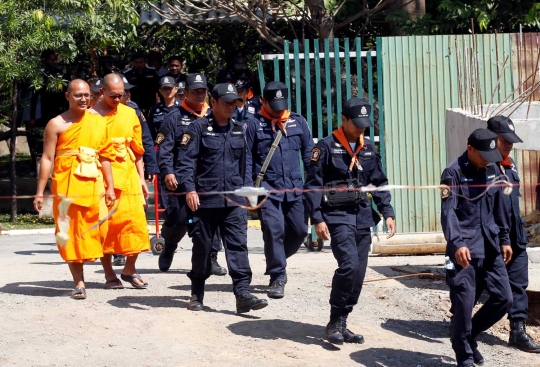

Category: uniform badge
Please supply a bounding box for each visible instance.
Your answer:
[360,106,368,116]
[490,140,496,149]
[509,123,515,131]
[276,90,283,99]
[441,187,450,199]
[311,148,321,162]
[260,122,267,127]
[155,133,165,145]
[180,134,191,146]
[207,126,213,131]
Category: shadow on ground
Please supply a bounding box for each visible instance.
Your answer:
[381,319,508,347]
[227,319,340,351]
[0,280,102,297]
[350,348,454,366]
[14,249,58,256]
[169,283,268,294]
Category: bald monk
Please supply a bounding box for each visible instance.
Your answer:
[93,74,151,289]
[33,79,116,300]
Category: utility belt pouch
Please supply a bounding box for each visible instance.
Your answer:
[322,179,367,209]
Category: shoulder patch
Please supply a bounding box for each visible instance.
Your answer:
[180,133,192,146]
[155,133,165,145]
[311,147,321,162]
[441,187,450,199]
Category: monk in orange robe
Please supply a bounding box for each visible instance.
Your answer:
[93,74,151,289]
[34,79,116,300]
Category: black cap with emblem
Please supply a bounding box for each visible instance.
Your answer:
[468,128,503,163]
[159,76,176,88]
[487,115,523,143]
[90,78,104,92]
[116,74,136,90]
[186,73,208,90]
[177,81,185,94]
[263,81,288,111]
[211,83,243,102]
[342,97,373,128]
[235,78,250,91]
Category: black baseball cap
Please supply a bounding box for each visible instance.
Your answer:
[186,73,208,89]
[216,68,235,84]
[342,98,373,128]
[159,76,176,88]
[234,78,250,91]
[487,115,523,143]
[90,78,103,92]
[177,81,186,93]
[263,81,288,111]
[468,129,503,163]
[121,76,135,90]
[211,83,243,102]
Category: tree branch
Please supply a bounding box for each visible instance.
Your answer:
[334,0,394,31]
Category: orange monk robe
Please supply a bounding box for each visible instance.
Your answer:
[102,103,150,256]
[52,110,116,263]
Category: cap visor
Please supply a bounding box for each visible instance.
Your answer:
[220,94,242,102]
[188,83,208,90]
[500,132,523,143]
[124,84,135,90]
[160,83,176,88]
[479,149,503,163]
[177,88,185,93]
[351,117,373,128]
[268,99,288,111]
[90,86,101,92]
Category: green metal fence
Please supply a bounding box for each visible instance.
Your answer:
[257,38,381,146]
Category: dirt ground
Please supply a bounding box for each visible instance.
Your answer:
[1,230,540,367]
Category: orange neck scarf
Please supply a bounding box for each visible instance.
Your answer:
[332,126,365,171]
[500,155,513,167]
[182,100,210,119]
[260,106,291,134]
[247,89,254,100]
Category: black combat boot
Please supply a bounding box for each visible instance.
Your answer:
[268,280,285,299]
[188,293,204,311]
[509,319,540,353]
[158,242,177,272]
[341,315,365,344]
[236,293,268,313]
[210,251,227,276]
[470,340,484,365]
[325,318,344,345]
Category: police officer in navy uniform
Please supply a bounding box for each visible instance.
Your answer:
[233,77,261,122]
[441,129,513,367]
[178,83,269,313]
[245,81,314,299]
[487,116,540,353]
[156,74,226,276]
[305,97,396,345]
[123,52,159,115]
[147,76,181,141]
[164,56,187,85]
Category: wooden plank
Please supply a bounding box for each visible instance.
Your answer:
[376,37,386,173]
[408,36,421,232]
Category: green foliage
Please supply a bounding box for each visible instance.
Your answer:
[388,1,540,35]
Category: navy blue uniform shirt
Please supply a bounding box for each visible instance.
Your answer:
[305,134,394,228]
[126,101,158,175]
[440,152,510,259]
[123,66,159,110]
[500,158,528,249]
[157,105,211,180]
[147,100,181,141]
[177,114,253,208]
[245,112,313,202]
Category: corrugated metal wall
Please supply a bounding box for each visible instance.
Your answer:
[515,150,540,217]
[380,34,516,233]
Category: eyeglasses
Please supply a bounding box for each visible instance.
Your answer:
[104,89,126,99]
[72,93,90,100]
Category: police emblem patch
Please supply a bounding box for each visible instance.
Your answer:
[260,122,267,127]
[207,126,213,131]
[155,133,165,145]
[180,134,191,146]
[490,140,496,149]
[195,75,203,82]
[441,187,450,199]
[311,148,321,162]
[360,106,368,116]
[276,90,283,99]
[164,77,169,83]
[228,84,234,92]
[508,123,515,131]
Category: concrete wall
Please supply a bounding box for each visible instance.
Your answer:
[446,102,540,163]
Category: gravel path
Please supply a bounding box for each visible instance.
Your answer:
[1,230,540,366]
